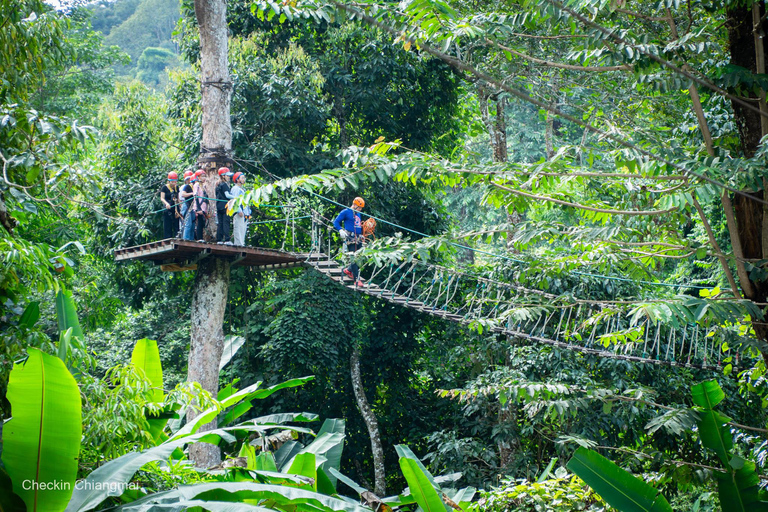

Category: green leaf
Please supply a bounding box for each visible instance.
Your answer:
[715,457,768,512]
[395,445,439,488]
[328,467,367,495]
[316,467,337,496]
[287,453,317,490]
[566,447,672,512]
[18,301,40,328]
[691,380,732,465]
[55,290,83,340]
[316,419,345,486]
[398,458,450,512]
[131,339,164,403]
[0,467,26,512]
[65,427,242,512]
[3,349,82,512]
[254,452,278,472]
[219,335,246,371]
[110,482,374,512]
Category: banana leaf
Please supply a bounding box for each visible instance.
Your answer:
[131,339,166,441]
[18,301,40,329]
[116,500,275,512]
[287,453,317,490]
[398,458,449,512]
[66,427,243,512]
[0,466,26,512]
[108,482,374,512]
[316,419,345,486]
[219,335,246,371]
[566,447,672,512]
[395,445,439,489]
[55,290,83,341]
[3,348,82,512]
[328,468,367,496]
[692,380,732,466]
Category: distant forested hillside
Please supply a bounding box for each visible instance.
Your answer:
[88,0,181,87]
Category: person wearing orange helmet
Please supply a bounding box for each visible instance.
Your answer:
[160,171,180,239]
[333,196,366,286]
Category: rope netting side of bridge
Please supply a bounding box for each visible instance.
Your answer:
[252,206,751,372]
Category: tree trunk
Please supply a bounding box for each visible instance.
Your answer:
[195,0,232,241]
[187,257,230,467]
[725,2,768,358]
[188,0,233,468]
[350,346,386,496]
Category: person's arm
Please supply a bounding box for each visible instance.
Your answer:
[160,189,171,209]
[224,185,235,200]
[333,210,345,231]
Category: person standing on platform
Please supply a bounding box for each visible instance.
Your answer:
[160,171,179,239]
[192,170,209,241]
[333,196,365,287]
[215,167,234,244]
[179,170,196,240]
[229,172,251,246]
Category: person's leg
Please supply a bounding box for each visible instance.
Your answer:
[217,210,225,242]
[347,242,360,279]
[195,214,205,240]
[223,213,231,242]
[163,211,174,239]
[183,209,195,240]
[233,214,245,245]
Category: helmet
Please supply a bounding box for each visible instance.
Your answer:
[195,170,205,177]
[167,171,178,181]
[232,172,243,182]
[218,167,231,176]
[362,217,376,237]
[353,197,365,209]
[183,170,194,180]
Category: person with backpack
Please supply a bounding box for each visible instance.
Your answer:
[229,172,252,246]
[215,167,234,243]
[160,171,179,239]
[179,170,196,240]
[333,196,365,286]
[192,170,209,241]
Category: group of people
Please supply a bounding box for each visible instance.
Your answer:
[160,166,251,246]
[160,171,369,285]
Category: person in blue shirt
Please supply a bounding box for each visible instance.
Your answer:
[333,196,365,286]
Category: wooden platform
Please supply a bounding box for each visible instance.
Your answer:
[114,239,309,271]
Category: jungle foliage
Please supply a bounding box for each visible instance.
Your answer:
[5,0,768,511]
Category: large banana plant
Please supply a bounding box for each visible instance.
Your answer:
[2,348,82,512]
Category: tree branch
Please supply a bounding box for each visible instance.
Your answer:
[487,38,632,72]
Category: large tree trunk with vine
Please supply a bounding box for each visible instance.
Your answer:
[187,0,233,468]
[350,347,386,496]
[725,3,768,352]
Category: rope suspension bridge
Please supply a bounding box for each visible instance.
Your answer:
[115,201,753,373]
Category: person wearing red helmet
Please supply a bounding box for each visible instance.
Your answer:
[179,170,196,240]
[333,196,366,286]
[192,170,209,241]
[215,166,235,243]
[230,172,251,246]
[160,171,180,239]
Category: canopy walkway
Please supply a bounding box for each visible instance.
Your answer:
[115,211,750,373]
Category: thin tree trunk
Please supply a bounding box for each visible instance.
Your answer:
[350,346,386,496]
[188,0,233,468]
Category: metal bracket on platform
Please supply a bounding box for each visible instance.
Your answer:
[193,248,212,264]
[230,252,247,265]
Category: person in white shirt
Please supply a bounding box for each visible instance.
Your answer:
[230,172,251,246]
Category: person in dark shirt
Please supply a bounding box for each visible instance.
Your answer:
[333,196,365,286]
[215,167,234,243]
[160,172,179,239]
[179,170,196,240]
